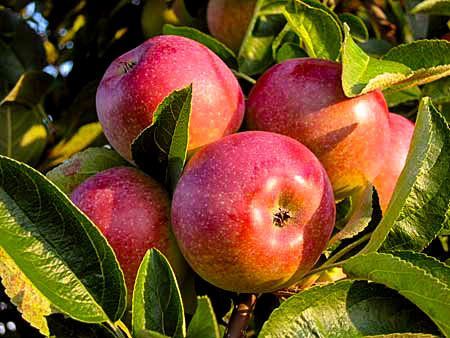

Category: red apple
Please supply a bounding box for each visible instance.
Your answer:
[441,33,450,41]
[207,0,257,52]
[96,35,245,162]
[246,58,390,199]
[374,113,415,212]
[71,167,186,294]
[171,131,336,293]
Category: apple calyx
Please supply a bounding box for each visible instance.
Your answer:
[273,207,292,227]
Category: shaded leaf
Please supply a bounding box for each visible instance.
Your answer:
[162,24,237,68]
[131,85,192,191]
[0,155,126,323]
[361,98,450,253]
[329,185,373,246]
[187,296,220,338]
[238,0,287,75]
[284,0,342,60]
[410,0,450,15]
[275,42,307,62]
[259,280,438,337]
[46,147,128,195]
[339,13,368,42]
[0,72,51,165]
[132,249,185,338]
[43,122,105,169]
[384,86,422,107]
[0,8,46,85]
[343,252,450,336]
[422,77,450,104]
[1,71,53,106]
[0,104,47,166]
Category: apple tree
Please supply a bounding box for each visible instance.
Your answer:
[0,0,449,337]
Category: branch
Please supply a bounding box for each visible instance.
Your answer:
[224,294,257,338]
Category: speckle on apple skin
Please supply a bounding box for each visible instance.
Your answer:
[172,131,336,293]
[96,35,245,162]
[246,58,391,199]
[71,167,187,294]
[374,113,415,212]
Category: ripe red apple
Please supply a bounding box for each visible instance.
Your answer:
[374,113,415,212]
[207,0,257,52]
[172,131,336,293]
[246,58,390,199]
[96,35,245,162]
[441,33,450,41]
[71,167,186,294]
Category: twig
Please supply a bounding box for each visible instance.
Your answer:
[224,294,257,338]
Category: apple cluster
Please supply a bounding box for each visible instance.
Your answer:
[71,32,415,295]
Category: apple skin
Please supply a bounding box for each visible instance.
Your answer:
[374,113,415,212]
[71,167,187,294]
[171,131,336,293]
[96,35,245,162]
[246,58,390,199]
[207,0,257,52]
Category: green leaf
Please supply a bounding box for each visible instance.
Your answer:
[259,280,438,337]
[46,147,128,195]
[343,252,450,336]
[329,185,373,246]
[384,86,422,107]
[359,39,393,57]
[342,26,450,97]
[0,72,51,165]
[410,0,450,15]
[361,98,450,253]
[131,85,192,191]
[275,42,307,62]
[0,155,126,323]
[43,122,105,170]
[162,24,237,69]
[1,71,53,106]
[187,296,220,338]
[341,25,410,97]
[0,8,46,86]
[46,314,116,338]
[238,0,287,75]
[422,77,450,104]
[284,0,342,60]
[339,13,368,42]
[132,249,185,338]
[135,330,171,338]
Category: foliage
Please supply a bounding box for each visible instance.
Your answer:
[0,0,449,337]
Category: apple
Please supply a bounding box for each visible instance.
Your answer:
[207,0,257,52]
[96,35,245,162]
[246,58,390,199]
[171,131,336,293]
[141,0,194,38]
[441,33,450,41]
[71,167,187,294]
[374,113,415,212]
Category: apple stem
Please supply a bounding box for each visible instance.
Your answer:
[224,293,257,338]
